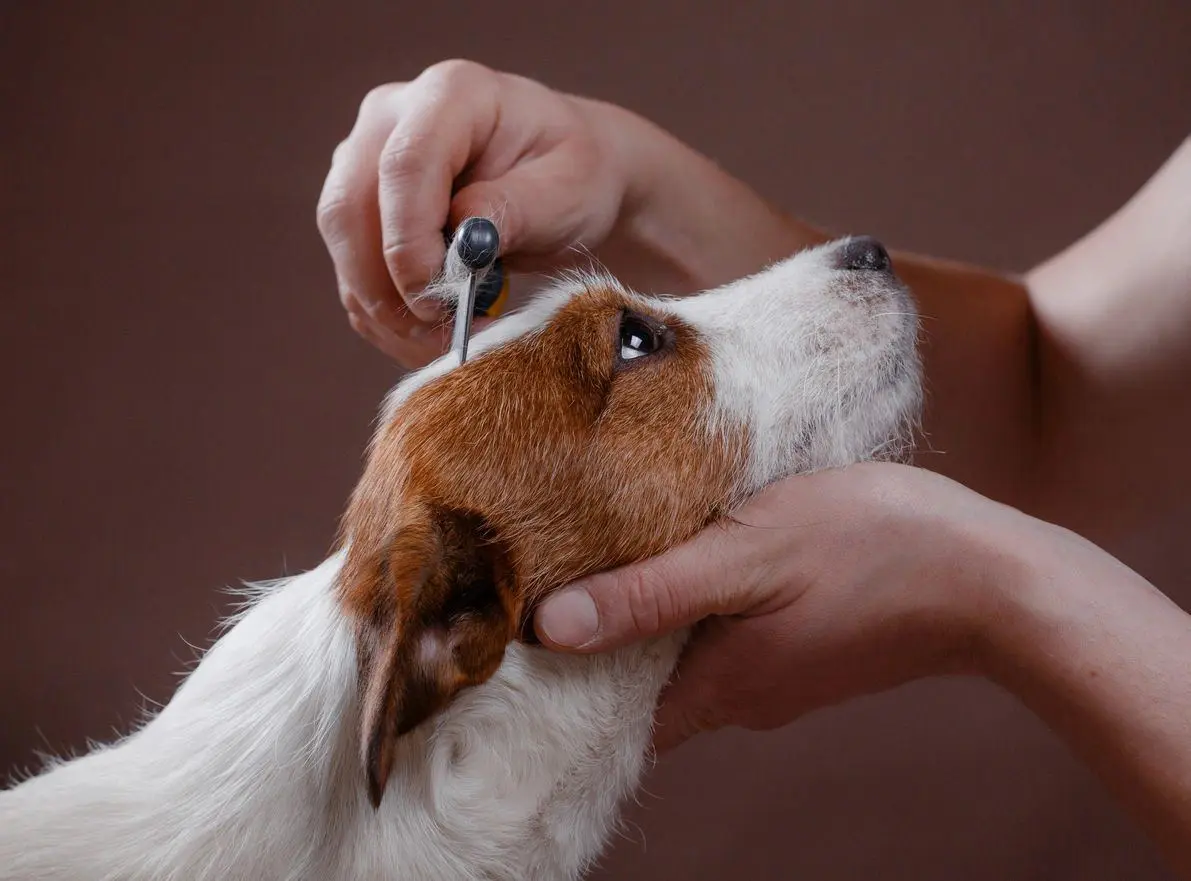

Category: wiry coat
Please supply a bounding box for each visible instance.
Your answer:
[0,236,921,880]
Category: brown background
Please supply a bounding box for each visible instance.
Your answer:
[2,2,1189,878]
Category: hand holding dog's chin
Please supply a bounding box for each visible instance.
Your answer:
[533,462,1081,752]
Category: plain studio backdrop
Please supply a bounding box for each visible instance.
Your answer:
[2,3,1188,879]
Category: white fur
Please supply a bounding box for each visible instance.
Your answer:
[672,238,922,490]
[0,237,920,880]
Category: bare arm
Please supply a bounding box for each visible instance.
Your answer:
[532,463,1191,877]
[320,66,1189,541]
[323,67,1191,873]
[987,518,1191,877]
[589,102,1040,508]
[543,112,1191,873]
[595,108,1191,535]
[607,132,1191,859]
[1025,139,1191,543]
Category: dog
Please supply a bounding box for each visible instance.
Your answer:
[0,234,921,880]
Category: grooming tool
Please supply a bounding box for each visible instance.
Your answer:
[445,218,508,364]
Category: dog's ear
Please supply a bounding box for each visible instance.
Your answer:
[339,503,519,808]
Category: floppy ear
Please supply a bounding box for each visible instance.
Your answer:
[340,503,519,808]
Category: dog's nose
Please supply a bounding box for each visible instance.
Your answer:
[837,236,891,272]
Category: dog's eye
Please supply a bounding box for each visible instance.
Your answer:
[619,315,663,361]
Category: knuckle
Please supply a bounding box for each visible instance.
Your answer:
[328,137,350,168]
[669,698,729,745]
[380,239,429,288]
[621,565,683,638]
[420,58,491,91]
[689,703,728,735]
[377,134,428,185]
[340,289,364,314]
[315,191,352,240]
[317,139,373,242]
[358,293,395,323]
[357,83,399,121]
[346,311,370,337]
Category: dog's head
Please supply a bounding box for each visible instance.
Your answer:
[337,235,922,806]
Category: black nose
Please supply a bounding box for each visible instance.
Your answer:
[837,236,891,272]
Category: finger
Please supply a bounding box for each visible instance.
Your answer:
[448,148,597,267]
[346,294,500,368]
[344,293,451,367]
[377,61,501,316]
[318,86,428,337]
[347,312,406,362]
[533,517,769,654]
[650,618,741,754]
[347,311,434,366]
[533,471,845,653]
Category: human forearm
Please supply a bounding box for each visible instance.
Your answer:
[1022,137,1191,543]
[984,524,1191,876]
[588,100,1041,503]
[323,66,1045,500]
[588,99,827,294]
[890,254,1036,504]
[327,67,1187,534]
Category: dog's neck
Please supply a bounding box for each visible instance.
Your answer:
[1,553,682,881]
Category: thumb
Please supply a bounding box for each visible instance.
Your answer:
[533,521,759,654]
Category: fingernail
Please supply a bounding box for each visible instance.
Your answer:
[537,588,599,648]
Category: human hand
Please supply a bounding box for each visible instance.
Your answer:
[316,60,635,368]
[532,462,1039,752]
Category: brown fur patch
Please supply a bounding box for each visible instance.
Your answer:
[336,283,746,804]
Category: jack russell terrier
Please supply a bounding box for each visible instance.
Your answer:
[0,234,922,880]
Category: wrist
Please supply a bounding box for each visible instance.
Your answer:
[963,531,1050,685]
[971,516,1142,690]
[965,514,1191,868]
[909,507,1080,682]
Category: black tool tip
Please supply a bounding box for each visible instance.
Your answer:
[455,217,500,271]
